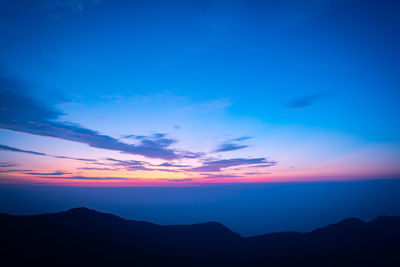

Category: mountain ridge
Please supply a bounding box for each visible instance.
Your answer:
[1,207,399,266]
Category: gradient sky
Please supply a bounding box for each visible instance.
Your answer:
[1,0,400,186]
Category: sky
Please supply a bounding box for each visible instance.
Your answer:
[1,0,399,186]
[0,0,399,233]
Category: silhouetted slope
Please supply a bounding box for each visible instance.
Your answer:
[243,216,400,266]
[0,207,241,266]
[0,208,399,266]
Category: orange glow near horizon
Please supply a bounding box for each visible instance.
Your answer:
[2,169,400,187]
[1,130,399,187]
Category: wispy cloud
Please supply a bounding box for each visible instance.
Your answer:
[190,158,277,172]
[106,158,149,171]
[286,93,327,110]
[0,75,277,178]
[201,173,242,179]
[214,143,248,152]
[214,136,251,152]
[0,140,276,177]
[0,169,33,173]
[38,175,128,180]
[0,161,32,173]
[248,164,277,168]
[158,162,188,167]
[0,162,19,168]
[0,144,96,163]
[0,144,47,156]
[163,178,192,182]
[233,136,251,142]
[104,158,183,173]
[25,171,72,176]
[0,75,201,160]
[52,156,96,162]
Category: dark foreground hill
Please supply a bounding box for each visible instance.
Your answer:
[1,208,399,266]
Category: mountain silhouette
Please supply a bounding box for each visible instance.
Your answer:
[1,208,399,266]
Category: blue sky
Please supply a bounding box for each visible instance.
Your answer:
[0,0,399,185]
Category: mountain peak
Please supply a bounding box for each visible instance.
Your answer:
[65,207,96,213]
[337,217,364,225]
[62,207,101,215]
[58,207,124,223]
